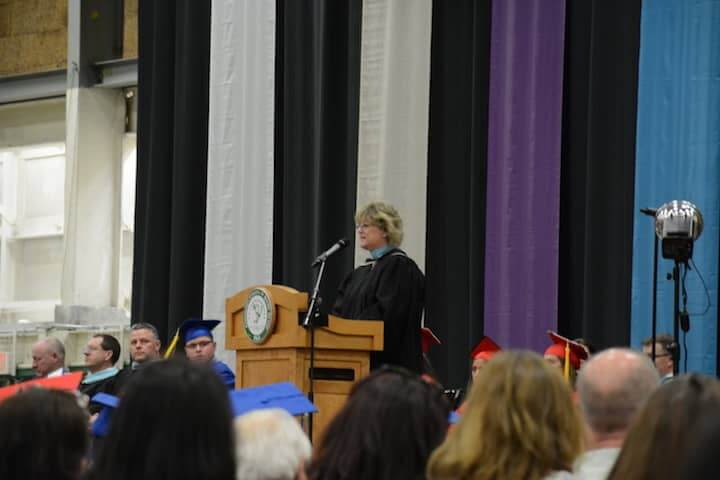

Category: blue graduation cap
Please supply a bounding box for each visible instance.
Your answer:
[179,318,221,344]
[90,392,119,437]
[229,382,318,417]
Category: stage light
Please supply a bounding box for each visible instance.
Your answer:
[654,200,703,262]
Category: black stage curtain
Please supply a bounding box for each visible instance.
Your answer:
[132,0,211,345]
[558,0,642,350]
[425,1,492,389]
[272,0,362,311]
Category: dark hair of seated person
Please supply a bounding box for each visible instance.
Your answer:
[681,409,720,477]
[307,365,451,480]
[0,388,89,480]
[608,374,720,480]
[89,358,235,480]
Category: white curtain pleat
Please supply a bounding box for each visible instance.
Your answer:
[204,0,276,369]
[355,0,433,271]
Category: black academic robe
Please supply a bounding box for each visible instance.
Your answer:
[79,374,120,415]
[332,248,424,373]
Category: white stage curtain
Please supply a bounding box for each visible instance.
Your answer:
[355,0,433,271]
[204,0,276,369]
[62,89,125,307]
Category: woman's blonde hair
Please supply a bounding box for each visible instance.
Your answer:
[355,201,404,247]
[427,351,583,480]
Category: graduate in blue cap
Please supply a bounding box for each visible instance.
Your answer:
[175,318,236,389]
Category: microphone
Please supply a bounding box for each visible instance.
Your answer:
[640,208,657,217]
[311,238,349,267]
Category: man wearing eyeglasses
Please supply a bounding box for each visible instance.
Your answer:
[180,318,235,389]
[641,334,675,384]
[80,334,121,413]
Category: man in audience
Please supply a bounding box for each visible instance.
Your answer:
[574,348,660,479]
[115,323,162,391]
[234,408,311,480]
[180,318,235,389]
[31,337,66,378]
[80,334,122,410]
[128,323,162,368]
[641,333,675,383]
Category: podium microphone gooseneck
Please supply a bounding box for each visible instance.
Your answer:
[303,238,349,442]
[311,238,349,268]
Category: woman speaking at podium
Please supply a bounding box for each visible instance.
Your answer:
[332,202,425,373]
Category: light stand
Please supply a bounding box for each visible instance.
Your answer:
[672,261,680,375]
[654,200,704,376]
[640,208,659,363]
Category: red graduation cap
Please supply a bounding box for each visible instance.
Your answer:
[545,331,588,377]
[471,336,501,361]
[421,327,441,354]
[0,371,83,403]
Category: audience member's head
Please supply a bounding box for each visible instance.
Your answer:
[129,323,161,365]
[90,359,235,480]
[31,337,65,377]
[0,388,89,480]
[608,374,720,480]
[234,408,311,480]
[307,366,450,480]
[84,334,121,373]
[681,410,720,478]
[641,333,675,378]
[576,348,659,448]
[427,350,583,480]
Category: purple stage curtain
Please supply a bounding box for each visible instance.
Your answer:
[483,0,566,351]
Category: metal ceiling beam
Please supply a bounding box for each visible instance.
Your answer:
[0,70,67,105]
[93,59,138,89]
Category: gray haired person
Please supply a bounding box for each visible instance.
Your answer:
[574,348,660,480]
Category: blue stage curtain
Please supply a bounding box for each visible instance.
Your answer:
[632,0,720,375]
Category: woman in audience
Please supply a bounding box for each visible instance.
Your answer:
[427,351,582,480]
[607,374,720,480]
[307,366,451,480]
[681,409,720,477]
[90,359,235,480]
[0,388,89,480]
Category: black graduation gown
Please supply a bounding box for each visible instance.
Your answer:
[79,374,120,415]
[332,248,424,373]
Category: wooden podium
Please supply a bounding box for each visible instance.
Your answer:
[225,285,383,441]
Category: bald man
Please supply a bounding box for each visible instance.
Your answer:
[31,337,67,378]
[573,348,660,480]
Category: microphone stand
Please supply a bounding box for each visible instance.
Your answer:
[302,259,329,442]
